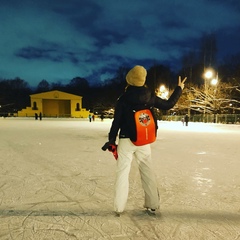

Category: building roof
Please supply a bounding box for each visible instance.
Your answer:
[30,90,82,100]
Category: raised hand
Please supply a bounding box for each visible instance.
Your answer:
[178,76,187,90]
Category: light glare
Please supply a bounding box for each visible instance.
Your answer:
[205,70,213,79]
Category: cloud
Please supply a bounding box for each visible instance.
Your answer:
[0,0,240,87]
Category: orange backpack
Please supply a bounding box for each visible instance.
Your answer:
[131,108,156,146]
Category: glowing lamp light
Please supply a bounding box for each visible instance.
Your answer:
[158,85,169,99]
[211,78,218,85]
[204,70,213,79]
[159,85,166,92]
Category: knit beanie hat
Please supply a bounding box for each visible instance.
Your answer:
[126,65,147,87]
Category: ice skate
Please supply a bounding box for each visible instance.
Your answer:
[145,208,156,215]
[115,211,122,217]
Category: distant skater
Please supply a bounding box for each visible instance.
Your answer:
[88,114,92,122]
[181,117,184,126]
[185,114,189,126]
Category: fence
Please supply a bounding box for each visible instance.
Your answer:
[162,114,240,124]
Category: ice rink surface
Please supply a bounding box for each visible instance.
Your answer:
[0,117,240,239]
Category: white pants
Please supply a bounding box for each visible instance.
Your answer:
[114,138,159,212]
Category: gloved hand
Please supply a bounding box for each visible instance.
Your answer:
[101,141,111,151]
[101,138,115,151]
[101,139,118,160]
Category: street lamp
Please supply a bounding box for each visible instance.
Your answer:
[229,103,234,114]
[204,70,213,79]
[211,78,218,86]
[203,69,213,119]
[158,85,169,99]
[211,76,218,123]
[203,68,217,121]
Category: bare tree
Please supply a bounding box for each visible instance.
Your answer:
[185,82,240,114]
[36,79,50,93]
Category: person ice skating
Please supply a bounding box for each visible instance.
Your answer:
[102,65,186,216]
[185,114,189,126]
[182,117,185,126]
[88,113,92,122]
[100,113,104,121]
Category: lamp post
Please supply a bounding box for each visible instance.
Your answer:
[229,103,235,123]
[211,76,218,123]
[203,69,214,122]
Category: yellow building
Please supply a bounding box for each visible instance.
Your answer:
[18,90,89,118]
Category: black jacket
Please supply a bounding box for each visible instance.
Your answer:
[108,85,182,142]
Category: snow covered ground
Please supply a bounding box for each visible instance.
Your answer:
[0,117,240,239]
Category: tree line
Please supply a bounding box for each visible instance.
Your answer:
[0,34,240,116]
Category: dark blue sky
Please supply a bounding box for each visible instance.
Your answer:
[1,0,240,87]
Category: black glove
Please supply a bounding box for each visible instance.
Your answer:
[101,138,115,151]
[101,141,118,160]
[102,142,110,151]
